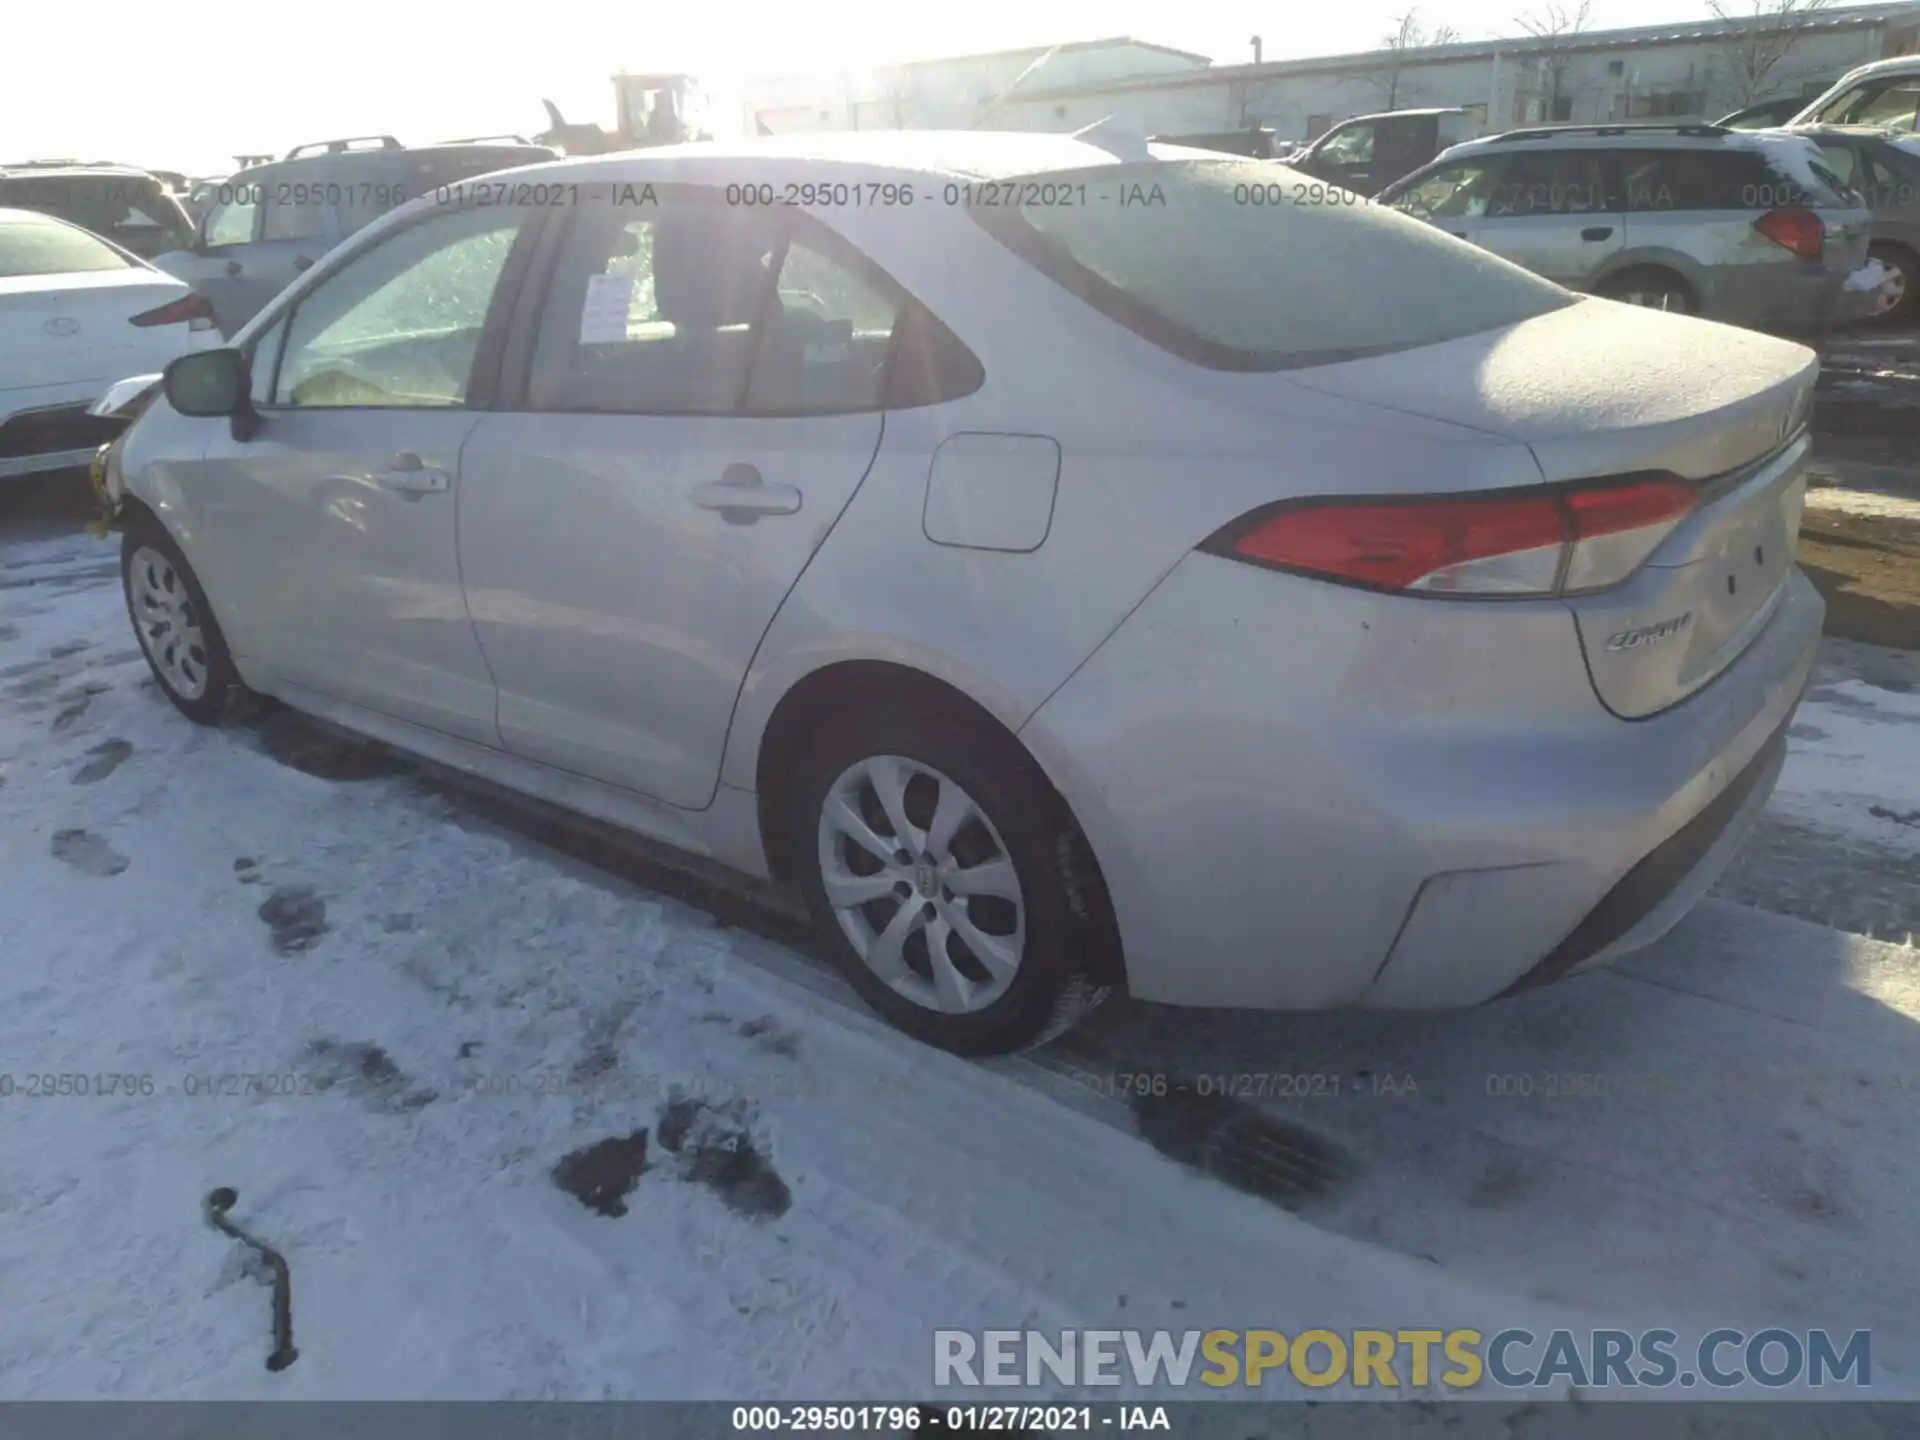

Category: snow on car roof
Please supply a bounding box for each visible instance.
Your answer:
[503,129,1192,187]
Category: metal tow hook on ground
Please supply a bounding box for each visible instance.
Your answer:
[205,1186,299,1371]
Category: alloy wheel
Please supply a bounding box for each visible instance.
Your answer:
[815,754,1027,1015]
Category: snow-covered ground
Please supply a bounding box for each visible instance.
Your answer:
[0,526,1915,1410]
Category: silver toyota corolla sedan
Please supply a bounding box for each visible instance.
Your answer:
[104,129,1824,1055]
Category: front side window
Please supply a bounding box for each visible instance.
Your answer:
[1842,81,1920,129]
[975,158,1573,372]
[1387,159,1504,219]
[272,205,525,408]
[1487,150,1607,215]
[0,213,132,277]
[1315,123,1375,166]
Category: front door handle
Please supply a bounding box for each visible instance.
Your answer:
[1581,226,1614,241]
[293,256,314,272]
[369,454,450,495]
[224,259,243,277]
[691,462,800,522]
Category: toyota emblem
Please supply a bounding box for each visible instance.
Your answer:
[42,317,80,337]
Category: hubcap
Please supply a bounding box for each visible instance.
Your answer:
[129,546,209,701]
[816,755,1026,1015]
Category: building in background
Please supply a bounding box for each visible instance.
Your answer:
[740,2,1920,145]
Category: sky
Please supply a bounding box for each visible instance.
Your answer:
[10,0,1763,175]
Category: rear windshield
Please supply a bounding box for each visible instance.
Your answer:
[969,159,1575,371]
[0,212,133,276]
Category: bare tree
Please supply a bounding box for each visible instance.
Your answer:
[1513,0,1593,122]
[1365,9,1464,110]
[1709,0,1835,109]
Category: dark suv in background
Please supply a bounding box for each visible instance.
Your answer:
[0,163,196,258]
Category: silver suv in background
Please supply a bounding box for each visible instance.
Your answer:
[1378,123,1877,332]
[152,135,555,336]
[1789,55,1920,132]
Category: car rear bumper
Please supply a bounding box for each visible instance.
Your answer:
[1703,260,1877,332]
[1018,554,1824,1010]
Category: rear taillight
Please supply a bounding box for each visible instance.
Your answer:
[129,292,216,331]
[1202,475,1697,598]
[1753,207,1824,262]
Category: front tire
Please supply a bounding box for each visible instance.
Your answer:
[121,519,242,726]
[787,697,1112,1056]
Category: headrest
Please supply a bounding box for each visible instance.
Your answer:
[652,211,779,329]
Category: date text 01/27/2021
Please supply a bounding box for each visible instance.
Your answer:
[730,1406,1171,1432]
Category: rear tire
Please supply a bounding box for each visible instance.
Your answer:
[1868,242,1916,323]
[121,518,242,727]
[1595,268,1694,315]
[786,695,1113,1056]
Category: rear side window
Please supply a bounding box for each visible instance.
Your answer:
[1616,147,1849,212]
[972,158,1574,372]
[0,213,132,276]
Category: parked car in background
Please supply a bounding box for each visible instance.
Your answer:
[0,163,197,260]
[0,208,219,481]
[1783,123,1920,321]
[1286,107,1480,193]
[1378,123,1876,332]
[104,131,1822,1055]
[1718,93,1833,130]
[1789,55,1920,132]
[151,135,556,336]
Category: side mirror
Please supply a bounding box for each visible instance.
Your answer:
[164,348,262,440]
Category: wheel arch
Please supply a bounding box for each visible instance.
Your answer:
[1589,250,1702,303]
[749,657,1128,989]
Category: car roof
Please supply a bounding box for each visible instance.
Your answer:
[1332,107,1471,123]
[1825,54,1920,86]
[1447,127,1737,153]
[0,165,160,181]
[450,129,1207,188]
[228,142,556,183]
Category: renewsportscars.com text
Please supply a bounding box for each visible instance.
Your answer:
[934,1327,1871,1391]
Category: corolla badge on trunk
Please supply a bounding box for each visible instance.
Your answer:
[42,317,80,337]
[1605,612,1693,652]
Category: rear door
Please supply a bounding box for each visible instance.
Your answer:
[1465,146,1623,288]
[455,186,894,809]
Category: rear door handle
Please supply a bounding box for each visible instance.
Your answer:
[369,454,450,495]
[224,259,243,277]
[1581,226,1614,241]
[293,256,314,272]
[691,463,801,521]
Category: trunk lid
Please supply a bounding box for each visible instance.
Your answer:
[0,270,193,391]
[1281,299,1818,717]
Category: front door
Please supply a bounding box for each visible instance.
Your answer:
[456,189,898,808]
[184,202,538,743]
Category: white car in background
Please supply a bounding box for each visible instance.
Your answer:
[1,208,221,481]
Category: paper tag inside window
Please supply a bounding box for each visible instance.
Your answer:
[579,273,636,344]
